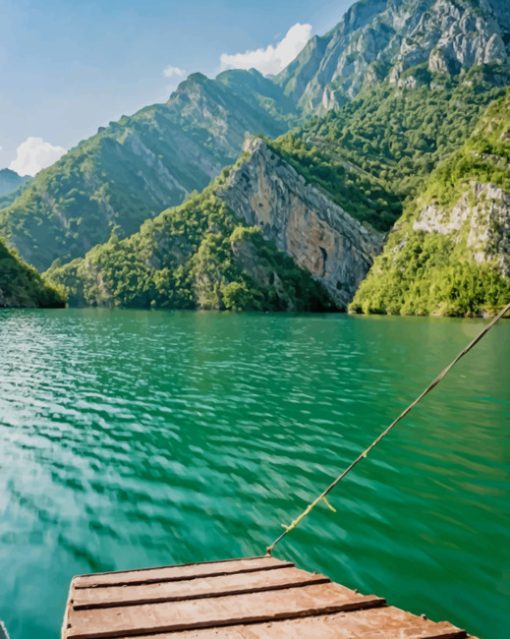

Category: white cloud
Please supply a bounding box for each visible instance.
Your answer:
[9,137,66,176]
[220,23,312,76]
[163,65,185,79]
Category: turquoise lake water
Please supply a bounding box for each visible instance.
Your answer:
[0,309,508,638]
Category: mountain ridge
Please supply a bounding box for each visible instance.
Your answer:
[0,69,296,271]
[2,0,510,314]
[3,0,510,273]
[276,0,510,111]
[0,168,30,198]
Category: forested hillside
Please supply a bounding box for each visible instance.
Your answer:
[271,65,509,231]
[350,90,510,316]
[46,182,333,312]
[0,239,64,308]
[0,70,296,271]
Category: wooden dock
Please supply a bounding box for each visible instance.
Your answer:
[62,555,476,638]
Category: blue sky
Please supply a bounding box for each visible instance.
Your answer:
[0,0,354,174]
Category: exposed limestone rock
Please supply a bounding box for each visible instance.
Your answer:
[277,0,510,111]
[217,137,383,308]
[413,182,510,275]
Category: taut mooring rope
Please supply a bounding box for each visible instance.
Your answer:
[266,302,510,555]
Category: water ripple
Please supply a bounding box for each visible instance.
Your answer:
[0,309,508,639]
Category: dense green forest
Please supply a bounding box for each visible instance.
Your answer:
[47,183,333,311]
[350,90,510,316]
[271,65,509,231]
[0,239,64,308]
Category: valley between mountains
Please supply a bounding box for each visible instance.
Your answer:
[1,0,509,315]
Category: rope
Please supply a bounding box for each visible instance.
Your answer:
[266,302,510,555]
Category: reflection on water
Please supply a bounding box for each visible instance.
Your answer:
[0,309,508,638]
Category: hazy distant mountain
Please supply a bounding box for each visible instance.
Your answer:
[0,168,29,197]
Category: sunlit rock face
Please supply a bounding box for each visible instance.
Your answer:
[413,183,510,276]
[218,137,383,308]
[277,0,509,112]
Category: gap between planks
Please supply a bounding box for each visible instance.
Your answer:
[66,582,386,639]
[74,556,292,590]
[73,569,331,610]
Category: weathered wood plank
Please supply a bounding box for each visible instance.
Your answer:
[111,606,468,639]
[73,566,330,609]
[66,582,385,639]
[74,556,291,589]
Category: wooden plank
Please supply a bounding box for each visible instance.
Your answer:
[65,582,385,639]
[74,556,291,589]
[110,607,468,639]
[73,566,330,609]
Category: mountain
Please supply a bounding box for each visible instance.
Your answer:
[0,168,30,198]
[350,89,510,316]
[0,238,64,308]
[4,0,510,316]
[271,64,509,232]
[3,0,510,276]
[46,182,333,312]
[45,137,385,311]
[57,70,507,314]
[0,69,297,272]
[218,137,383,308]
[46,63,507,313]
[46,0,510,314]
[276,0,510,111]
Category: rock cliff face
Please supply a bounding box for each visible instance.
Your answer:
[46,189,334,312]
[217,138,383,308]
[277,0,510,111]
[412,184,510,276]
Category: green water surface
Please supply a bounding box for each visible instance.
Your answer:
[0,309,508,638]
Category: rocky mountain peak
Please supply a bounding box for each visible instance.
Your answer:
[277,0,509,111]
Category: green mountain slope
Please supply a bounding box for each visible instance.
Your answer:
[46,181,333,312]
[0,69,296,272]
[350,90,510,317]
[271,64,510,232]
[0,239,64,308]
[47,64,510,313]
[3,0,510,276]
